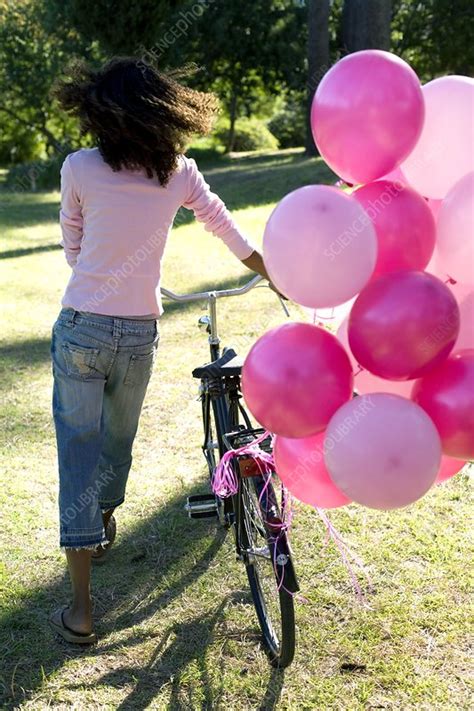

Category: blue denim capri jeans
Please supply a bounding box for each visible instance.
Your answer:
[51,308,159,549]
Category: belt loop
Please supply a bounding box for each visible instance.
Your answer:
[71,310,78,326]
[113,318,122,340]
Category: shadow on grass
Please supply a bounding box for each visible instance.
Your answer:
[0,337,52,375]
[0,482,284,710]
[0,243,61,260]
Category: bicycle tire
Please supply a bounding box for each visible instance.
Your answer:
[238,476,296,668]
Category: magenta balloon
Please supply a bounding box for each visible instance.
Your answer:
[274,432,351,509]
[324,394,441,510]
[401,76,474,199]
[242,323,353,438]
[411,349,474,460]
[435,172,474,286]
[435,456,467,485]
[349,271,460,380]
[354,180,436,279]
[311,50,424,184]
[263,185,377,308]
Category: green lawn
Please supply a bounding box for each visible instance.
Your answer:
[0,150,472,710]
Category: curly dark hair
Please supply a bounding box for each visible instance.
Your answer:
[52,57,220,186]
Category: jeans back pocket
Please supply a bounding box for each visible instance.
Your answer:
[62,342,100,379]
[123,349,157,387]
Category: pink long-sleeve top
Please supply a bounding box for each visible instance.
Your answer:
[59,148,255,317]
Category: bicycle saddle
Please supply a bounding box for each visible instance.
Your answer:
[192,348,244,379]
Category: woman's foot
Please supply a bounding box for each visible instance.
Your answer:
[49,605,97,644]
[91,514,117,564]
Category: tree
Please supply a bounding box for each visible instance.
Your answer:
[52,0,184,55]
[0,0,94,161]
[173,0,306,152]
[305,0,330,155]
[342,0,392,51]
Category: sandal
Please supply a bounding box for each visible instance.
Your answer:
[91,514,117,565]
[49,606,97,645]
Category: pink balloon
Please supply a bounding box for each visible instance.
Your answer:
[349,271,460,380]
[354,180,436,279]
[435,456,467,485]
[428,198,443,222]
[311,50,424,184]
[274,432,350,509]
[411,349,474,460]
[435,172,474,286]
[263,186,377,308]
[402,76,474,199]
[324,394,441,510]
[337,318,415,396]
[242,323,354,438]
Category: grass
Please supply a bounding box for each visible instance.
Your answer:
[0,150,472,710]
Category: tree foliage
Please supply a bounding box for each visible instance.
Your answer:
[393,0,474,80]
[0,0,96,161]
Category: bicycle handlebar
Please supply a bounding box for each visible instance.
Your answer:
[160,274,265,303]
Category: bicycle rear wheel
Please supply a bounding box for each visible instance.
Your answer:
[238,475,296,668]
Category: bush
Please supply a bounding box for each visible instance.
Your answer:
[5,153,68,192]
[268,102,306,149]
[215,117,279,153]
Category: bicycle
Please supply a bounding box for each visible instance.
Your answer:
[161,275,299,668]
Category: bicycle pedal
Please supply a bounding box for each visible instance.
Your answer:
[184,494,219,519]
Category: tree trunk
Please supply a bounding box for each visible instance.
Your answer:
[342,0,392,52]
[226,86,239,153]
[305,0,330,156]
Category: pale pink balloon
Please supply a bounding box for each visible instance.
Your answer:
[263,185,377,309]
[349,271,460,380]
[354,180,436,279]
[242,322,353,438]
[401,76,474,199]
[274,432,350,509]
[309,297,356,330]
[435,456,467,485]
[311,50,424,184]
[436,172,474,286]
[337,318,415,396]
[456,287,474,350]
[380,165,409,187]
[324,394,441,510]
[411,349,474,460]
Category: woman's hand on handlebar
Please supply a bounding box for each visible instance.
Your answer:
[241,250,288,300]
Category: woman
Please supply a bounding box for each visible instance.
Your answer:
[49,57,270,644]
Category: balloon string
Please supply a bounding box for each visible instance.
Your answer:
[315,507,373,606]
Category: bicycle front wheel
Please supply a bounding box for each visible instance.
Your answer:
[238,476,296,668]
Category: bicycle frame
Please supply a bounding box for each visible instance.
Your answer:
[161,276,299,666]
